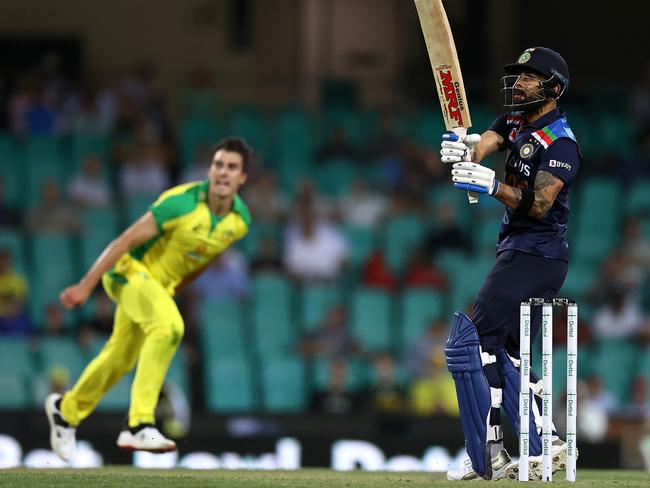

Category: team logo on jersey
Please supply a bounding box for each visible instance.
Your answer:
[218,229,235,242]
[520,143,535,159]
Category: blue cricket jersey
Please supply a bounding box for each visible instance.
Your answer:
[489,108,582,262]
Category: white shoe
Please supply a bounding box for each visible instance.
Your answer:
[447,449,512,481]
[504,438,576,480]
[44,393,76,462]
[116,425,177,453]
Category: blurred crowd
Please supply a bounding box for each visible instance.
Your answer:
[1,55,650,446]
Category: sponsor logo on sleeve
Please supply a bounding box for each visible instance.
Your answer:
[548,159,571,171]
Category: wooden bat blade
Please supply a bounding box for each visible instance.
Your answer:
[414,0,472,131]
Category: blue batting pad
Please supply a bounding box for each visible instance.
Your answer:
[445,312,492,479]
[496,348,542,456]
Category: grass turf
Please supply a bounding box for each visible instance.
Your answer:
[0,468,649,487]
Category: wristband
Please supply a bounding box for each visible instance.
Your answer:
[514,187,535,216]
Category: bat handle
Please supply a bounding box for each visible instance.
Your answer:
[451,127,478,204]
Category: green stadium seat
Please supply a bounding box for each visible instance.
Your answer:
[592,339,639,404]
[350,287,392,351]
[573,178,620,266]
[0,372,29,409]
[167,345,191,400]
[30,234,77,325]
[39,337,86,380]
[0,229,27,274]
[260,354,306,412]
[399,288,444,348]
[179,115,220,167]
[383,214,426,273]
[252,273,294,357]
[275,106,314,162]
[411,110,445,148]
[475,218,501,255]
[200,300,247,357]
[315,158,358,196]
[343,224,376,269]
[559,263,596,301]
[205,355,255,412]
[81,208,118,271]
[596,113,638,158]
[313,357,368,392]
[227,106,270,163]
[447,256,492,313]
[95,373,132,412]
[125,194,155,223]
[70,134,110,171]
[625,180,650,215]
[0,134,21,207]
[0,338,35,377]
[299,284,340,332]
[24,136,65,203]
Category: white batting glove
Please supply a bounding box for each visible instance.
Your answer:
[451,162,499,196]
[440,132,481,164]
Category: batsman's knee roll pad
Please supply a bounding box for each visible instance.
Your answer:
[495,348,542,456]
[445,312,492,479]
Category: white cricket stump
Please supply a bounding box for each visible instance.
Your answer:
[541,300,553,482]
[519,298,578,483]
[519,301,532,482]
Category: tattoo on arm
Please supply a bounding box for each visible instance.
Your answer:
[531,170,564,218]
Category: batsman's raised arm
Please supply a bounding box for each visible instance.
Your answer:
[493,170,565,218]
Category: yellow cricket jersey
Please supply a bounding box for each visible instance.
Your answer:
[104,180,251,298]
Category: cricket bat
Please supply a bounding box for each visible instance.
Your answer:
[414,0,478,203]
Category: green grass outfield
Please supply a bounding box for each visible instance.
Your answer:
[0,468,649,487]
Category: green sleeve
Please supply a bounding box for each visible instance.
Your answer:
[150,192,196,232]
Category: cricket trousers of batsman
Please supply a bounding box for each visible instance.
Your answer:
[445,250,567,479]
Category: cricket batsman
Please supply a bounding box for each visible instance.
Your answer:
[440,47,582,480]
[45,137,252,461]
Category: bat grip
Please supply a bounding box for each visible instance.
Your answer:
[451,127,478,204]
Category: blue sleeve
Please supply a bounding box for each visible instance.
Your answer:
[489,113,511,152]
[538,138,582,183]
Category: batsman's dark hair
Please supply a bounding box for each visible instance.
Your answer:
[212,137,253,172]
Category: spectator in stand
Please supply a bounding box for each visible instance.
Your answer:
[619,377,650,420]
[422,202,471,259]
[587,250,639,304]
[298,305,360,359]
[361,249,398,291]
[316,126,357,164]
[365,112,401,162]
[24,78,60,137]
[365,352,405,414]
[621,216,650,273]
[339,178,389,230]
[26,180,81,234]
[42,303,66,337]
[191,248,250,302]
[117,118,171,197]
[407,341,458,417]
[180,143,213,184]
[309,358,360,414]
[241,172,288,224]
[0,248,32,336]
[62,78,115,135]
[0,177,22,228]
[584,375,618,416]
[403,248,448,290]
[250,236,283,273]
[592,284,645,340]
[284,196,348,282]
[403,318,448,378]
[68,154,111,208]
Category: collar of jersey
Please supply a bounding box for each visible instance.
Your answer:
[198,180,251,229]
[525,107,564,130]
